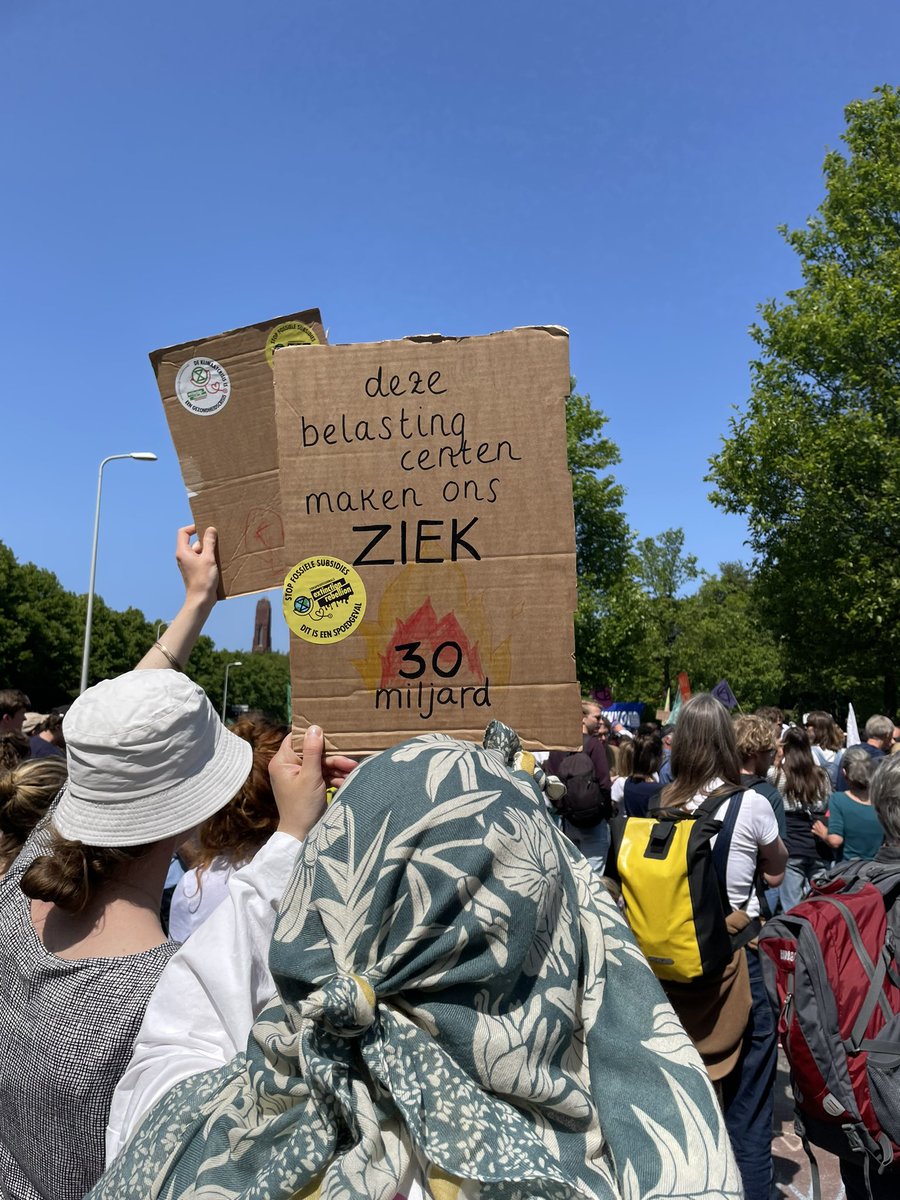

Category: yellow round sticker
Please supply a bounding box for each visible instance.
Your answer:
[283,556,367,644]
[265,320,319,368]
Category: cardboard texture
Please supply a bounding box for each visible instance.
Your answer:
[273,327,580,752]
[151,309,326,598]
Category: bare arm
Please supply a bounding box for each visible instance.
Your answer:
[811,818,843,849]
[136,526,218,671]
[760,835,788,887]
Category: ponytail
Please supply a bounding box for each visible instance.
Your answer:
[21,831,147,913]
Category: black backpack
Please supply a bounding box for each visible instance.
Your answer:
[553,751,610,828]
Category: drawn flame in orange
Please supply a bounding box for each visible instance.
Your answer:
[351,564,511,691]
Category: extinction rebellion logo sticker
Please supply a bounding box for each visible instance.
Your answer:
[283,556,367,644]
[174,357,232,416]
[265,320,319,369]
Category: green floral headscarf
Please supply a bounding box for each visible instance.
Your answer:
[95,733,740,1199]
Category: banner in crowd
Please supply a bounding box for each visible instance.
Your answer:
[273,327,580,753]
[151,308,327,598]
[600,702,645,730]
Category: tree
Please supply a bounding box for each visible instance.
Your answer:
[708,86,900,712]
[0,540,291,716]
[0,545,82,707]
[190,648,291,722]
[565,382,646,693]
[633,528,700,698]
[674,564,784,710]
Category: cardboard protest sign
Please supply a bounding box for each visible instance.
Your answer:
[273,327,580,752]
[150,308,326,598]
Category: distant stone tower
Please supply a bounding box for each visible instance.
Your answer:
[252,598,272,653]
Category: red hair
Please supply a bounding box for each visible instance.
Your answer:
[194,714,287,870]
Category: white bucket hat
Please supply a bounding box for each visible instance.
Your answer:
[53,670,254,847]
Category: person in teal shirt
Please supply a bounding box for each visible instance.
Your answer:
[813,745,884,862]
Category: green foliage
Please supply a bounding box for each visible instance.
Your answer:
[0,545,84,707]
[708,85,900,712]
[574,571,653,698]
[565,381,643,691]
[629,528,701,699]
[0,540,289,716]
[191,648,290,723]
[566,383,629,590]
[634,529,700,603]
[674,564,783,710]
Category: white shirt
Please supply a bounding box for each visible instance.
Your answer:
[168,857,237,942]
[685,781,780,917]
[106,832,301,1162]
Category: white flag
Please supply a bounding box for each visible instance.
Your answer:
[846,702,860,747]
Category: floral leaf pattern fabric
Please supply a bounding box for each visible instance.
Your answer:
[93,734,741,1200]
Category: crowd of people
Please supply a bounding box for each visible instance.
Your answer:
[1,524,899,1199]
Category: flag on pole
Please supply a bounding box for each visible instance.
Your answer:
[668,690,683,726]
[677,671,692,701]
[711,679,739,710]
[846,702,860,748]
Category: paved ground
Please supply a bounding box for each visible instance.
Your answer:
[772,1052,845,1200]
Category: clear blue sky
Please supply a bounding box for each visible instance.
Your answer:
[3,0,897,655]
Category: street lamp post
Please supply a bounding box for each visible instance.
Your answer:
[155,620,170,641]
[222,661,243,721]
[80,452,157,694]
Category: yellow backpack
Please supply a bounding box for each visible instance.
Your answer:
[606,789,760,984]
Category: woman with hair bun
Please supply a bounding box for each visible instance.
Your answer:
[0,757,68,878]
[621,723,664,816]
[169,714,288,941]
[0,526,355,1200]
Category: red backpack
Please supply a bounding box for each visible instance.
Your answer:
[758,862,900,1196]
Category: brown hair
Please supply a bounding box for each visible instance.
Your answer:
[661,694,742,809]
[194,714,287,871]
[0,732,31,771]
[780,726,831,810]
[733,714,776,760]
[20,831,148,914]
[615,736,634,778]
[630,726,663,780]
[755,706,784,726]
[0,757,68,873]
[0,688,30,719]
[804,710,843,751]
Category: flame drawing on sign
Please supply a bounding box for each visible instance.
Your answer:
[351,564,511,691]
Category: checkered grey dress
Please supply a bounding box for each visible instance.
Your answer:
[0,823,177,1200]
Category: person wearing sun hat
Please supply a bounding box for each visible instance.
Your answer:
[0,525,353,1200]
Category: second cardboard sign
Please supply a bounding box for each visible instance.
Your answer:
[151,308,326,597]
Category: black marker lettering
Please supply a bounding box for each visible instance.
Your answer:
[352,524,392,566]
